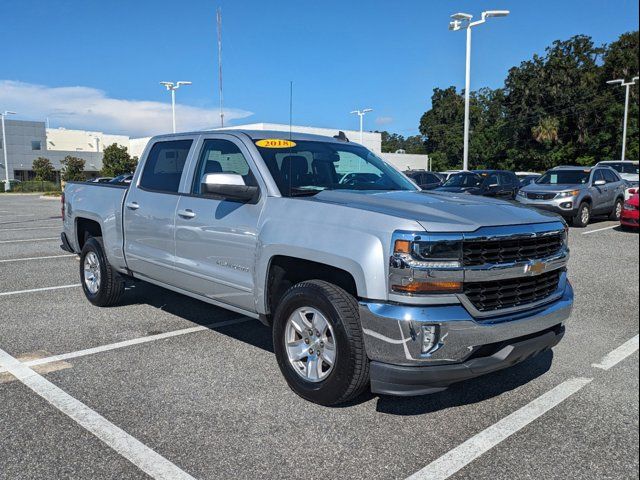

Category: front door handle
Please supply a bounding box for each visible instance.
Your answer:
[177,209,196,219]
[125,202,139,210]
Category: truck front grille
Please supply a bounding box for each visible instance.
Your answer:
[463,233,564,266]
[463,269,562,312]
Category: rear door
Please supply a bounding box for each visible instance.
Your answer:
[124,138,195,283]
[590,169,609,213]
[173,134,264,312]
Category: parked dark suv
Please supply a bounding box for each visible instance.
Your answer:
[435,170,520,199]
[404,170,443,190]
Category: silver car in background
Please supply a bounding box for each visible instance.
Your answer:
[517,165,626,227]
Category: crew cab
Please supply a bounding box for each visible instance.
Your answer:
[61,130,573,405]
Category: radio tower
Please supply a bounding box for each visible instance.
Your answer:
[217,7,224,128]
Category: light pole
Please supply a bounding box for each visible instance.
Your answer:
[350,108,373,144]
[160,81,192,133]
[1,111,17,192]
[449,10,509,171]
[607,76,639,161]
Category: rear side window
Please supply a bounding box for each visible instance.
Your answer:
[424,173,440,184]
[603,169,619,183]
[139,140,193,193]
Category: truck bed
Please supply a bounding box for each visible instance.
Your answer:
[63,182,129,271]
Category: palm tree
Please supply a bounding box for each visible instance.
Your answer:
[532,117,560,144]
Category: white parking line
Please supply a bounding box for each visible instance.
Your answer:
[0,236,58,244]
[405,378,593,480]
[0,347,196,480]
[582,225,617,235]
[0,317,252,374]
[0,225,61,232]
[0,284,81,297]
[0,254,75,264]
[592,334,639,370]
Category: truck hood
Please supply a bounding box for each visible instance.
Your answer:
[309,190,561,232]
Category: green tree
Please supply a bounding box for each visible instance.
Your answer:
[101,143,138,177]
[32,157,55,181]
[61,156,85,182]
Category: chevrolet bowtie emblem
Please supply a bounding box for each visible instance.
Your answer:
[527,261,547,275]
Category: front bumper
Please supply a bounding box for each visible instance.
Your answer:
[621,208,639,227]
[360,281,573,395]
[516,196,578,217]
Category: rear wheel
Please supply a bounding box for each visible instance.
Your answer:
[609,198,624,221]
[79,237,125,307]
[572,202,591,228]
[272,280,369,406]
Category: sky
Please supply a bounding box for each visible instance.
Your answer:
[1,0,638,138]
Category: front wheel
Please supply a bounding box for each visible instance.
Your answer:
[272,280,369,406]
[79,237,125,307]
[572,202,591,228]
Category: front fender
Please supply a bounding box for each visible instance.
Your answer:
[254,220,387,315]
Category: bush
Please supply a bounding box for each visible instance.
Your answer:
[7,180,61,193]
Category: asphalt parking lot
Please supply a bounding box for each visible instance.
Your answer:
[0,194,638,480]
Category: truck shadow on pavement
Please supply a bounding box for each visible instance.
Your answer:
[120,281,553,414]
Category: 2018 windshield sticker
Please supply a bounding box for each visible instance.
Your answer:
[255,139,297,149]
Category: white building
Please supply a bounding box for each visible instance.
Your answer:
[46,128,129,153]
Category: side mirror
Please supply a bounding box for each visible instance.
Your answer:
[201,173,259,202]
[594,179,606,187]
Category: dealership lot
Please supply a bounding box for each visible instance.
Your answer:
[0,194,638,480]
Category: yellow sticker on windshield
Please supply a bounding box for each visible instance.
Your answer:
[255,139,297,149]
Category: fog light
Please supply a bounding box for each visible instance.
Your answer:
[421,325,439,354]
[560,202,573,209]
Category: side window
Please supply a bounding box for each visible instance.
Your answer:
[425,173,439,184]
[592,170,605,184]
[603,169,619,183]
[139,139,193,193]
[192,139,256,195]
[485,173,500,186]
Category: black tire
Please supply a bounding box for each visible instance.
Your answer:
[79,236,125,307]
[609,198,624,221]
[572,202,591,228]
[272,280,369,406]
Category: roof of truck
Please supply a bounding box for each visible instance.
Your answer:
[150,129,361,146]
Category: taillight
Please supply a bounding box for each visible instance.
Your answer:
[629,188,638,195]
[61,192,65,219]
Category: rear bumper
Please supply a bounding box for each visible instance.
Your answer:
[360,281,573,396]
[621,210,639,227]
[60,232,75,253]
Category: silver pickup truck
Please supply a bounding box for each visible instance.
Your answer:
[61,130,573,405]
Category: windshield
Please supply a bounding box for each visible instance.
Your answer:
[536,170,590,185]
[442,173,482,188]
[601,162,639,175]
[255,140,417,196]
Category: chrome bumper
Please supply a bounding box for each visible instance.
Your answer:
[359,280,573,367]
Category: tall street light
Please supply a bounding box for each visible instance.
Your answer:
[1,111,17,192]
[607,76,639,161]
[350,108,373,144]
[160,81,192,133]
[449,10,509,171]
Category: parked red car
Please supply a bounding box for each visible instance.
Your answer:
[620,193,639,230]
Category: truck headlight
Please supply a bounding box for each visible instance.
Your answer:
[390,235,463,295]
[517,190,527,198]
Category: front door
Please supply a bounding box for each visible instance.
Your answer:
[173,136,263,312]
[124,139,194,284]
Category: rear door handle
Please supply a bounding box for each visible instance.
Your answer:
[177,209,196,219]
[125,202,139,210]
